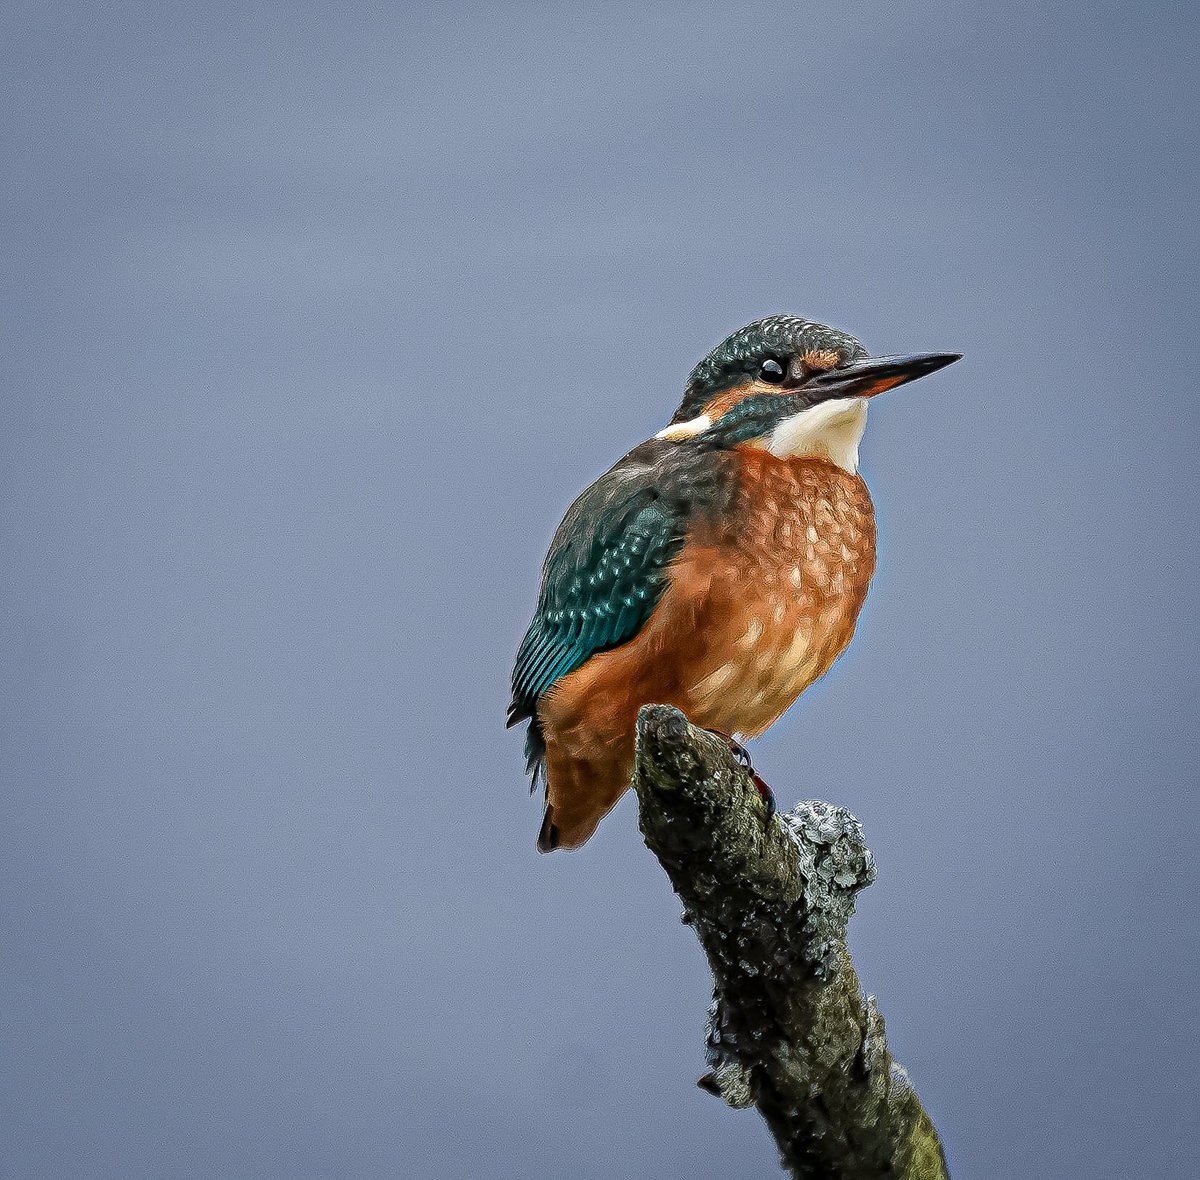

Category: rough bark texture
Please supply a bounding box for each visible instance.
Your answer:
[632,704,949,1180]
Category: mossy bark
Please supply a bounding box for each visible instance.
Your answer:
[632,704,949,1180]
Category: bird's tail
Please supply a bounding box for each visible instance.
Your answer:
[536,805,560,853]
[523,718,546,796]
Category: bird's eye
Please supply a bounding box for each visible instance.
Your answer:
[758,358,786,384]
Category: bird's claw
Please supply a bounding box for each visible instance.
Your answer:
[705,729,776,821]
[751,772,777,820]
[706,728,751,770]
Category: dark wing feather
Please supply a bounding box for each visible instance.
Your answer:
[508,442,690,782]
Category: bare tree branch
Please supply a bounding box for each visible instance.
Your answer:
[632,704,949,1180]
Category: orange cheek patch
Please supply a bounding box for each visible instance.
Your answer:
[702,385,756,421]
[801,349,841,372]
[702,380,797,422]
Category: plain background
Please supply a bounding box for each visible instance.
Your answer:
[3,2,1197,1177]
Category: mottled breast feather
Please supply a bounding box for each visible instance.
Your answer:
[675,451,876,738]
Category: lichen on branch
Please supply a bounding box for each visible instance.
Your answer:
[631,704,949,1180]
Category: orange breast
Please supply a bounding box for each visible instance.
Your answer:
[537,452,876,848]
[665,449,876,737]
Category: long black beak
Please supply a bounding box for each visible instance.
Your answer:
[806,352,962,400]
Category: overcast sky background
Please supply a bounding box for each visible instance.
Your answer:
[3,2,1198,1177]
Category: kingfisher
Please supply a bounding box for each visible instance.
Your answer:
[508,315,960,852]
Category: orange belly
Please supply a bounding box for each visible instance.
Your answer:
[538,451,876,849]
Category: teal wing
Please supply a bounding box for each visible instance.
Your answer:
[507,446,689,781]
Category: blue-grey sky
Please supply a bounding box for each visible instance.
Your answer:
[2,2,1197,1177]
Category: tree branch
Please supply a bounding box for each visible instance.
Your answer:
[632,704,949,1180]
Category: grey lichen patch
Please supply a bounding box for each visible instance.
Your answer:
[777,802,876,980]
[631,705,949,1180]
[858,994,887,1081]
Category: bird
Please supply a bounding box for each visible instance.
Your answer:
[508,315,960,852]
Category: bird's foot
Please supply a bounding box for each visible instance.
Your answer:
[750,771,776,819]
[705,729,776,819]
[705,728,751,768]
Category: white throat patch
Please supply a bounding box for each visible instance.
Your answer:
[753,397,869,473]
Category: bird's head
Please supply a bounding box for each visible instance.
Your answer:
[659,315,960,472]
